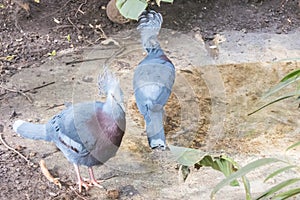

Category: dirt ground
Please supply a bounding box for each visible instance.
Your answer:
[1,0,300,199]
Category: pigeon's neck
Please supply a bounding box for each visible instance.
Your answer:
[143,36,161,52]
[145,47,164,55]
[103,95,125,119]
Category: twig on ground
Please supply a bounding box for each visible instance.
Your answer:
[94,25,108,41]
[41,0,72,19]
[75,0,87,18]
[50,25,73,30]
[46,103,65,110]
[22,81,55,93]
[102,174,118,181]
[0,133,30,164]
[67,17,81,34]
[40,159,62,188]
[65,39,126,65]
[0,85,33,103]
[70,186,88,200]
[65,57,110,65]
[0,81,55,103]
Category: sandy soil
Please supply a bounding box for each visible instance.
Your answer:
[1,0,300,199]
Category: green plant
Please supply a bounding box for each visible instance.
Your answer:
[211,143,300,200]
[116,0,174,20]
[170,144,300,199]
[248,69,300,116]
[48,50,57,56]
[169,145,252,200]
[172,68,300,199]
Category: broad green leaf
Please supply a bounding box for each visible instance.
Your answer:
[116,0,148,20]
[264,165,297,183]
[280,69,300,82]
[180,165,190,181]
[199,155,239,186]
[211,158,283,199]
[255,178,300,200]
[272,187,300,200]
[169,145,207,167]
[248,93,299,116]
[286,141,300,151]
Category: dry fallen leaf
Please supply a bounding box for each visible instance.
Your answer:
[39,159,62,188]
[107,189,120,199]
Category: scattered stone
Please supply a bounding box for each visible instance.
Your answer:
[82,76,93,83]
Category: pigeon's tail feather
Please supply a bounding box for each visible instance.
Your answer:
[145,110,166,150]
[13,120,50,141]
[137,10,163,51]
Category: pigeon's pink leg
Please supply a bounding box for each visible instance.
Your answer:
[88,167,103,188]
[73,164,90,193]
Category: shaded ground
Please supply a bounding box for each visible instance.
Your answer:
[1,0,300,199]
[1,0,299,78]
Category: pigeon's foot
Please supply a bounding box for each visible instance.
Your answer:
[73,164,104,193]
[91,180,104,189]
[87,167,104,189]
[77,178,104,193]
[83,178,104,189]
[77,178,90,193]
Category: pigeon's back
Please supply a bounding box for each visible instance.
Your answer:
[133,10,175,149]
[45,101,125,166]
[134,61,175,104]
[134,10,175,109]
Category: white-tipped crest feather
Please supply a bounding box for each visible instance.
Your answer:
[98,67,124,111]
[98,67,119,95]
[137,10,163,50]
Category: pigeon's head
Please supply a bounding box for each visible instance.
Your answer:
[98,68,125,111]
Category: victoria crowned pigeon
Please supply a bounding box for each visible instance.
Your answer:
[13,69,126,192]
[133,10,175,150]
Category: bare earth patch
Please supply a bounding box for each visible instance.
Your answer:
[1,0,300,199]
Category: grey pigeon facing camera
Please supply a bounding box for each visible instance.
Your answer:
[13,68,126,192]
[133,10,175,150]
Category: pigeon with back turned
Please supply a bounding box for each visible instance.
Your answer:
[13,69,126,192]
[133,10,175,150]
